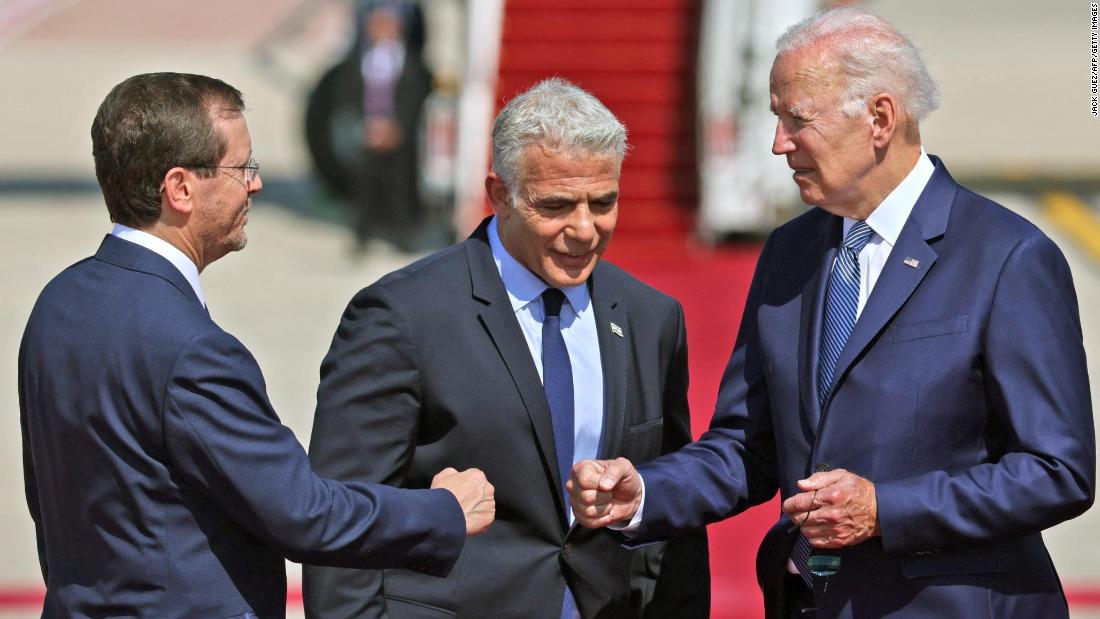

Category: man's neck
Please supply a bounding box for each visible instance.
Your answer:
[847,142,923,220]
[142,222,206,272]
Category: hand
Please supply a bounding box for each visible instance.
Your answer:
[781,468,879,549]
[431,467,495,536]
[363,117,401,150]
[568,458,642,529]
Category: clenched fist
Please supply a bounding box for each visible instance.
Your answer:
[431,468,495,535]
[568,458,643,529]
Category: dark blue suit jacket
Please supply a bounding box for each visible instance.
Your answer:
[19,235,465,619]
[634,157,1095,618]
[303,219,709,618]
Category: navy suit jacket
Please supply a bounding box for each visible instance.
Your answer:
[633,157,1095,618]
[19,235,465,619]
[303,219,709,618]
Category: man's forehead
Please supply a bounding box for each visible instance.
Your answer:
[520,144,618,175]
[211,113,252,159]
[770,51,842,104]
[522,142,615,162]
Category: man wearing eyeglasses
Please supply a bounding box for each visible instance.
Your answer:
[19,72,495,619]
[570,7,1095,619]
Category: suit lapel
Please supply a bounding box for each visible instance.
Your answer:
[820,158,956,421]
[589,265,627,461]
[799,216,842,431]
[465,222,570,521]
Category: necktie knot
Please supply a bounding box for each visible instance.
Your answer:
[542,288,566,318]
[843,221,874,254]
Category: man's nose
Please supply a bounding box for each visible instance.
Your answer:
[248,171,263,194]
[772,121,795,156]
[566,204,596,241]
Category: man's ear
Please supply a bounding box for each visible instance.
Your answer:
[161,166,194,218]
[485,172,513,218]
[869,92,900,149]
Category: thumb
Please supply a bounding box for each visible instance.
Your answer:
[797,469,842,491]
[599,458,635,492]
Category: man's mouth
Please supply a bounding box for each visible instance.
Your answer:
[554,250,593,267]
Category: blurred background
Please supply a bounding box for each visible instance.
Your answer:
[1,0,1098,617]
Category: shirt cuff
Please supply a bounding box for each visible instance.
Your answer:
[607,474,646,533]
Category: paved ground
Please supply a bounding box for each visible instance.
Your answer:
[1,188,1098,618]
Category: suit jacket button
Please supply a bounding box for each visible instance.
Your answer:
[562,543,572,559]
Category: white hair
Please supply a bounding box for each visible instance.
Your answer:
[491,77,627,198]
[777,7,940,123]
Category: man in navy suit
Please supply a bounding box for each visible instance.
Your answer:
[19,72,495,619]
[571,8,1095,619]
[302,78,709,618]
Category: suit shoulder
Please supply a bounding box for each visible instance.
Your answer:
[594,261,681,312]
[339,241,473,319]
[950,185,1045,243]
[373,241,469,292]
[31,256,221,347]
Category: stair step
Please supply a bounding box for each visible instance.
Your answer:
[496,0,698,245]
[499,42,691,72]
[506,0,695,9]
[497,74,690,106]
[502,10,694,42]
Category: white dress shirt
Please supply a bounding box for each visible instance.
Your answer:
[488,217,605,526]
[110,224,206,308]
[844,148,935,318]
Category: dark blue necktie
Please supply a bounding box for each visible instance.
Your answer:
[817,221,874,406]
[541,288,577,619]
[794,221,874,590]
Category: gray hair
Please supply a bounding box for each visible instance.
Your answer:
[776,7,940,123]
[491,77,627,197]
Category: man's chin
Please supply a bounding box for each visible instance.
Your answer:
[543,262,596,288]
[228,232,248,253]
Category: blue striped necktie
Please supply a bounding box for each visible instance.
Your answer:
[817,221,874,406]
[793,220,874,590]
[541,288,578,619]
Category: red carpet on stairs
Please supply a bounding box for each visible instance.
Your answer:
[497,0,699,242]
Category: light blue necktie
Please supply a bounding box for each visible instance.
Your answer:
[793,220,874,590]
[541,288,577,619]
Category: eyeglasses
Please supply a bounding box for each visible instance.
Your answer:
[186,155,260,184]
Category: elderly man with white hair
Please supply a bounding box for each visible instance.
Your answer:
[303,78,709,619]
[570,7,1094,619]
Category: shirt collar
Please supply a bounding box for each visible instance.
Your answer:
[845,147,935,246]
[487,216,590,315]
[110,224,206,308]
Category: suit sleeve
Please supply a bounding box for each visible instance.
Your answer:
[640,300,711,618]
[634,237,781,540]
[18,336,48,582]
[161,325,465,572]
[876,232,1096,553]
[303,284,425,619]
